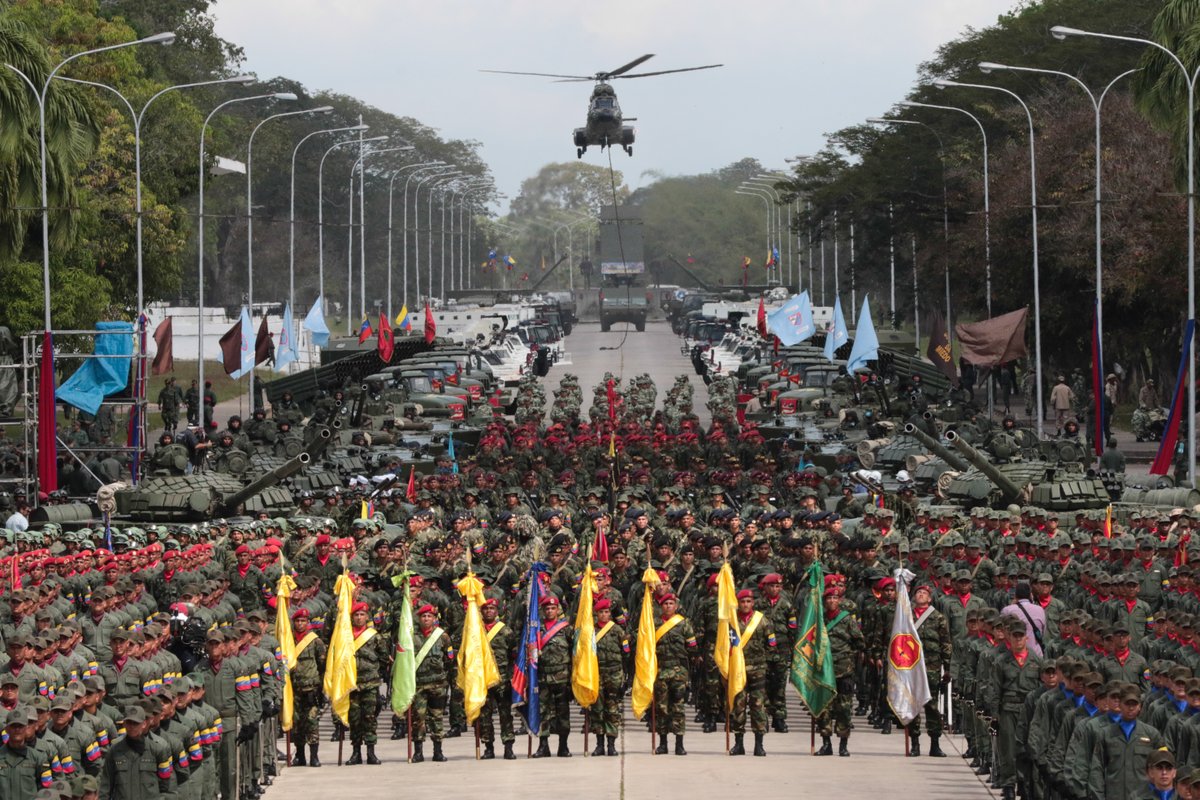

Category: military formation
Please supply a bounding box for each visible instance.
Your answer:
[2,359,1198,800]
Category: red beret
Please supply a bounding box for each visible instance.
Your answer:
[315,534,331,546]
[291,608,310,620]
[416,604,437,616]
[594,598,612,611]
[350,602,369,614]
[162,551,178,561]
[913,585,932,596]
[235,545,250,555]
[874,577,896,591]
[823,588,838,598]
[757,573,783,587]
[539,595,560,608]
[657,593,677,605]
[706,574,720,589]
[736,589,754,601]
[655,570,669,582]
[482,597,498,608]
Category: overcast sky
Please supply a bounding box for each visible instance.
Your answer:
[212,0,1017,210]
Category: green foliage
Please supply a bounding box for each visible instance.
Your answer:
[0,259,112,333]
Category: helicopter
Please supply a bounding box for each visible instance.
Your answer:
[482,54,722,158]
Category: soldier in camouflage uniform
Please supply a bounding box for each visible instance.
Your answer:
[157,378,183,434]
[287,608,326,767]
[815,587,864,757]
[344,603,389,765]
[652,593,697,755]
[906,583,951,757]
[411,604,453,763]
[477,597,516,760]
[591,598,628,756]
[755,573,797,732]
[730,588,776,757]
[532,594,573,758]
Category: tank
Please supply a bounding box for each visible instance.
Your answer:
[943,430,1110,511]
[113,454,309,522]
[903,423,970,472]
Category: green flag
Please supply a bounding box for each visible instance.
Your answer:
[390,573,416,715]
[790,563,837,717]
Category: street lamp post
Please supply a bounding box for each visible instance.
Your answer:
[403,164,453,308]
[388,162,442,316]
[317,136,385,320]
[1051,25,1200,482]
[246,105,332,404]
[426,173,461,305]
[735,188,773,273]
[195,92,296,413]
[935,77,1045,436]
[413,167,458,307]
[345,145,413,331]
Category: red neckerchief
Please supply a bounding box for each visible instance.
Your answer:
[1038,596,1052,609]
[914,605,931,623]
[739,612,755,626]
[352,626,368,639]
[1115,648,1130,665]
[293,630,308,646]
[317,554,330,567]
[984,634,995,645]
[768,595,780,607]
[237,563,251,578]
[957,592,972,607]
[966,555,981,568]
[1124,599,1138,613]
[1010,647,1028,667]
[114,657,128,671]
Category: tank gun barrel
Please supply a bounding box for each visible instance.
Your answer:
[903,423,970,472]
[218,453,309,514]
[945,429,1023,503]
[304,427,334,461]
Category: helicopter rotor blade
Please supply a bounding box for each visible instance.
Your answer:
[598,54,655,80]
[613,63,724,79]
[479,69,594,80]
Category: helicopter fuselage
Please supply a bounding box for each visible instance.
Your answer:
[574,82,633,157]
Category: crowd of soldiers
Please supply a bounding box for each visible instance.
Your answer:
[1,368,1197,800]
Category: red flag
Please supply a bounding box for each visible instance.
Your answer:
[424,306,436,344]
[151,318,174,375]
[9,555,20,592]
[405,465,417,502]
[218,318,242,375]
[254,316,274,366]
[38,331,58,493]
[756,297,767,338]
[606,379,617,424]
[378,312,394,363]
[594,530,610,563]
[1151,319,1194,475]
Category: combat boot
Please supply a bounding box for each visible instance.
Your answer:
[655,733,668,755]
[345,746,362,765]
[431,740,447,762]
[292,749,306,767]
[909,734,920,757]
[675,735,687,756]
[592,738,606,757]
[816,736,833,756]
[365,745,380,765]
[753,733,766,757]
[308,745,321,768]
[532,737,552,758]
[976,762,991,776]
[481,742,495,760]
[330,722,343,743]
[881,718,892,735]
[503,742,516,760]
[606,736,618,756]
[838,737,850,757]
[390,718,406,740]
[557,735,572,757]
[702,719,716,733]
[928,736,946,757]
[1002,787,1015,800]
[410,741,424,763]
[963,745,976,759]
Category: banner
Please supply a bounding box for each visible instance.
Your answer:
[885,568,931,725]
[956,308,1028,367]
[57,322,134,415]
[274,304,298,372]
[790,564,836,716]
[303,296,329,348]
[823,297,849,361]
[767,292,815,346]
[1151,319,1195,475]
[151,318,174,375]
[846,295,878,374]
[925,311,956,382]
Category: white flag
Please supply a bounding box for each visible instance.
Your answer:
[274,302,298,372]
[886,567,932,725]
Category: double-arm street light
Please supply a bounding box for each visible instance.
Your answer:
[318,135,386,317]
[388,162,443,316]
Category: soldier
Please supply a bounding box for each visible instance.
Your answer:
[652,593,697,756]
[815,585,863,757]
[477,597,516,760]
[907,583,951,758]
[99,705,175,800]
[410,604,453,763]
[345,602,388,765]
[532,594,573,759]
[987,617,1044,800]
[1088,685,1166,800]
[755,573,797,733]
[1130,749,1178,800]
[730,588,776,757]
[184,380,199,426]
[287,608,326,768]
[591,598,628,757]
[0,706,50,800]
[158,378,183,435]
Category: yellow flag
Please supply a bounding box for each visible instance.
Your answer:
[322,571,357,725]
[714,562,746,710]
[456,572,500,725]
[360,500,368,520]
[274,573,298,731]
[571,561,600,708]
[608,432,615,458]
[631,567,660,719]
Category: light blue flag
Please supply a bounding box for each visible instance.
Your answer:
[846,295,879,374]
[303,295,330,348]
[447,431,458,474]
[823,297,849,361]
[274,303,298,372]
[229,307,255,379]
[767,292,815,346]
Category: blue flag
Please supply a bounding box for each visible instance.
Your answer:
[274,303,298,372]
[447,431,458,474]
[513,562,548,733]
[823,297,849,361]
[229,307,255,379]
[768,291,815,346]
[847,295,879,374]
[303,295,330,348]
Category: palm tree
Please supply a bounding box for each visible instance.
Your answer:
[0,17,100,262]
[1133,0,1200,189]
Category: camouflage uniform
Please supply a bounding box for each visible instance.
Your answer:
[816,606,864,742]
[757,591,797,727]
[289,630,326,749]
[731,611,776,737]
[653,613,697,737]
[536,617,574,741]
[411,625,454,745]
[478,621,515,750]
[594,620,629,739]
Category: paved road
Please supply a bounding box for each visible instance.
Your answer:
[268,692,995,799]
[555,319,711,425]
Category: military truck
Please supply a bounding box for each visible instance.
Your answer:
[596,204,649,332]
[598,290,648,332]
